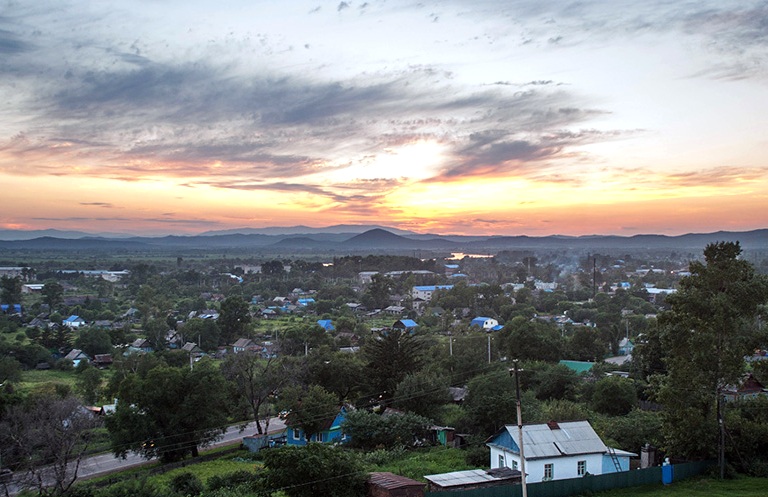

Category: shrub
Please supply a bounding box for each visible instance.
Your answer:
[169,472,204,496]
[207,470,260,491]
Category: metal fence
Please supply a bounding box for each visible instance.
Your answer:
[424,461,714,497]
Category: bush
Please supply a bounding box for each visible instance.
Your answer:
[207,470,260,491]
[98,478,163,497]
[169,472,204,496]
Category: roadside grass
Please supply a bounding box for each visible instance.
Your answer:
[591,475,768,496]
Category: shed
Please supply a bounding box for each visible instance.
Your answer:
[368,472,424,497]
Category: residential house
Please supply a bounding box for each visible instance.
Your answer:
[64,349,90,367]
[618,337,634,356]
[411,285,453,302]
[486,420,636,482]
[722,373,768,402]
[182,342,204,355]
[232,338,256,353]
[130,338,154,353]
[470,317,503,332]
[384,305,406,316]
[93,354,113,368]
[392,319,418,333]
[0,304,22,315]
[63,315,86,328]
[317,319,335,331]
[286,405,349,446]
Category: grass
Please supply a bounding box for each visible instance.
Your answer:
[363,447,475,482]
[592,476,768,496]
[19,368,79,393]
[149,453,263,490]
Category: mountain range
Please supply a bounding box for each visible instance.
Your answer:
[0,226,766,254]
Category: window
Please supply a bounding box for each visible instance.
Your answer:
[544,463,554,480]
[498,454,505,468]
[578,460,587,476]
[512,460,518,470]
[292,429,301,441]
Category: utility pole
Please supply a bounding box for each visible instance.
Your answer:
[512,360,528,497]
[487,334,491,364]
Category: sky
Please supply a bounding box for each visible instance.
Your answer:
[2,0,768,237]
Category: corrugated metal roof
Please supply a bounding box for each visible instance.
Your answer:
[501,421,607,460]
[425,469,498,487]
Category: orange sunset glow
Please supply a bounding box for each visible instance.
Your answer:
[2,1,768,237]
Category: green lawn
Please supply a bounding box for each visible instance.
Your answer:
[592,476,768,497]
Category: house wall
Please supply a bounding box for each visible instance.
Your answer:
[490,445,605,482]
[601,454,631,473]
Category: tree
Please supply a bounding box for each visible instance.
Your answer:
[463,369,519,434]
[74,327,113,358]
[0,356,22,384]
[566,327,607,362]
[342,409,432,450]
[277,385,339,441]
[362,329,425,404]
[218,296,251,345]
[500,316,563,362]
[76,365,103,405]
[655,241,768,460]
[222,353,290,434]
[105,360,229,462]
[393,371,451,419]
[180,317,220,352]
[590,376,637,416]
[0,395,101,496]
[41,280,64,311]
[520,361,581,401]
[262,443,366,497]
[0,276,21,304]
[304,349,365,403]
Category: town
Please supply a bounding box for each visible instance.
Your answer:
[0,232,766,497]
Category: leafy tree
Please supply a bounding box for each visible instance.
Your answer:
[262,443,366,497]
[520,361,581,401]
[0,356,22,384]
[218,295,252,345]
[0,276,21,304]
[463,369,518,434]
[593,408,663,454]
[41,280,65,310]
[342,409,432,450]
[0,395,101,496]
[76,365,103,405]
[74,327,113,357]
[566,327,607,362]
[590,376,637,416]
[105,360,229,462]
[393,371,451,419]
[655,241,768,460]
[361,274,393,310]
[277,384,339,441]
[304,348,365,402]
[180,317,220,352]
[500,316,563,362]
[222,353,290,434]
[362,329,425,404]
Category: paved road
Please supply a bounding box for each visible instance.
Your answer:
[5,418,287,494]
[77,417,287,479]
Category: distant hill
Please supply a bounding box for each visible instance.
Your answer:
[199,224,417,237]
[0,226,766,253]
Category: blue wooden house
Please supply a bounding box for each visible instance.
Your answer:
[286,406,349,446]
